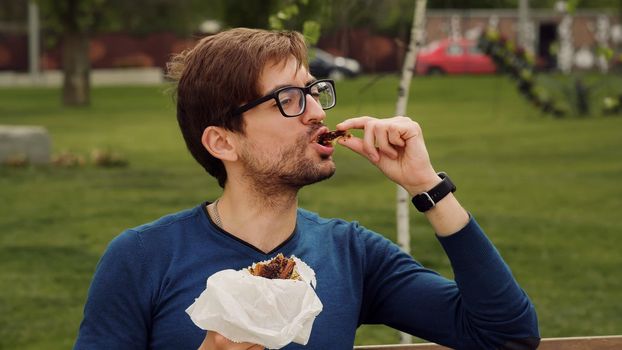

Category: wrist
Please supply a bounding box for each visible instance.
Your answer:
[411,172,457,213]
[404,173,443,196]
[425,194,470,236]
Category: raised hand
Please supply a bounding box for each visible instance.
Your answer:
[337,115,469,235]
[336,116,440,196]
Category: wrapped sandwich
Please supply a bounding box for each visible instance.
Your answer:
[248,253,299,280]
[186,254,322,349]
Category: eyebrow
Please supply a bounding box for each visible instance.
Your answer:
[264,78,318,96]
[264,84,291,96]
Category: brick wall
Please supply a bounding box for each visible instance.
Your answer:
[1,9,618,73]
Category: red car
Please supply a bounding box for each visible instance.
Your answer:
[415,38,497,75]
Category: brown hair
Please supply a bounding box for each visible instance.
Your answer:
[167,28,308,188]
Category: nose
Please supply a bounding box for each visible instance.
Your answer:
[299,94,326,125]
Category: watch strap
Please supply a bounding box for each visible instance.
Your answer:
[411,172,456,212]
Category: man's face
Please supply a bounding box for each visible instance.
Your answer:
[235,56,336,191]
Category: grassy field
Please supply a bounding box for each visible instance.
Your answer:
[1,75,621,348]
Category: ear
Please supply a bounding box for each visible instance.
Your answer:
[201,126,238,162]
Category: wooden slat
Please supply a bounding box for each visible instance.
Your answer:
[539,335,622,350]
[354,344,449,350]
[353,335,622,350]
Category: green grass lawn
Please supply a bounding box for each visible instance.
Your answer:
[1,75,621,348]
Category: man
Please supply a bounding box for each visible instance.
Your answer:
[74,28,539,350]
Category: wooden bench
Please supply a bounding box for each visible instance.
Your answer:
[354,335,622,349]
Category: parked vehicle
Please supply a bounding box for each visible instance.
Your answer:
[415,38,496,75]
[309,48,361,80]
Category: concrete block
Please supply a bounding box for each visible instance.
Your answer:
[0,125,51,165]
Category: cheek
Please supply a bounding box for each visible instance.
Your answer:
[251,124,306,146]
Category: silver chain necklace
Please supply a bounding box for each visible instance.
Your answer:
[209,199,223,228]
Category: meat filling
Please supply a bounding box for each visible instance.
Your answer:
[249,253,299,280]
[317,130,347,146]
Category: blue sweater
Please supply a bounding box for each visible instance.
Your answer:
[74,203,539,350]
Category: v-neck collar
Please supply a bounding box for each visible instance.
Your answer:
[200,201,299,257]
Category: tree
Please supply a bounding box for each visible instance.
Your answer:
[1,0,229,106]
[267,0,325,46]
[394,1,427,343]
[41,0,96,106]
[32,0,215,106]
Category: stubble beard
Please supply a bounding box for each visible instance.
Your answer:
[239,134,336,199]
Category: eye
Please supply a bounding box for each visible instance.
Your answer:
[316,83,329,93]
[278,88,299,106]
[309,86,322,99]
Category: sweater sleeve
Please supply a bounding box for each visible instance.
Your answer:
[73,230,153,350]
[358,216,540,350]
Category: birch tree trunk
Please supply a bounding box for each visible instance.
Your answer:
[395,0,427,344]
[595,15,610,73]
[450,14,461,40]
[556,1,574,74]
[517,0,535,55]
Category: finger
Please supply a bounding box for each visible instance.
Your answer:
[338,135,372,162]
[336,116,374,131]
[338,134,364,155]
[362,121,380,162]
[236,341,262,350]
[374,125,399,159]
[209,332,261,350]
[387,124,406,147]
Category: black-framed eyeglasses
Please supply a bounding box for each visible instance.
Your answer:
[234,79,336,118]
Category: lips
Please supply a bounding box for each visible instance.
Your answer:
[309,126,334,157]
[312,126,330,144]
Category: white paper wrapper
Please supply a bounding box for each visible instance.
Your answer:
[186,256,323,349]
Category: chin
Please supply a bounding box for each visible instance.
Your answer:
[317,162,336,180]
[319,153,333,161]
[299,161,335,187]
[318,156,335,170]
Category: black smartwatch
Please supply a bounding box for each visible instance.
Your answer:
[411,172,456,212]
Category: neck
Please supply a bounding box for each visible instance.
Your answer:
[214,179,299,253]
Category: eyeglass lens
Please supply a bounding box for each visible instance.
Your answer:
[276,81,334,117]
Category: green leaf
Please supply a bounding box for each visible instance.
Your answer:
[567,0,579,14]
[278,4,299,20]
[596,46,614,60]
[303,20,321,45]
[603,96,619,109]
[269,15,283,30]
[486,29,500,41]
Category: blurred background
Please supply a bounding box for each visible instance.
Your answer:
[1,0,621,349]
